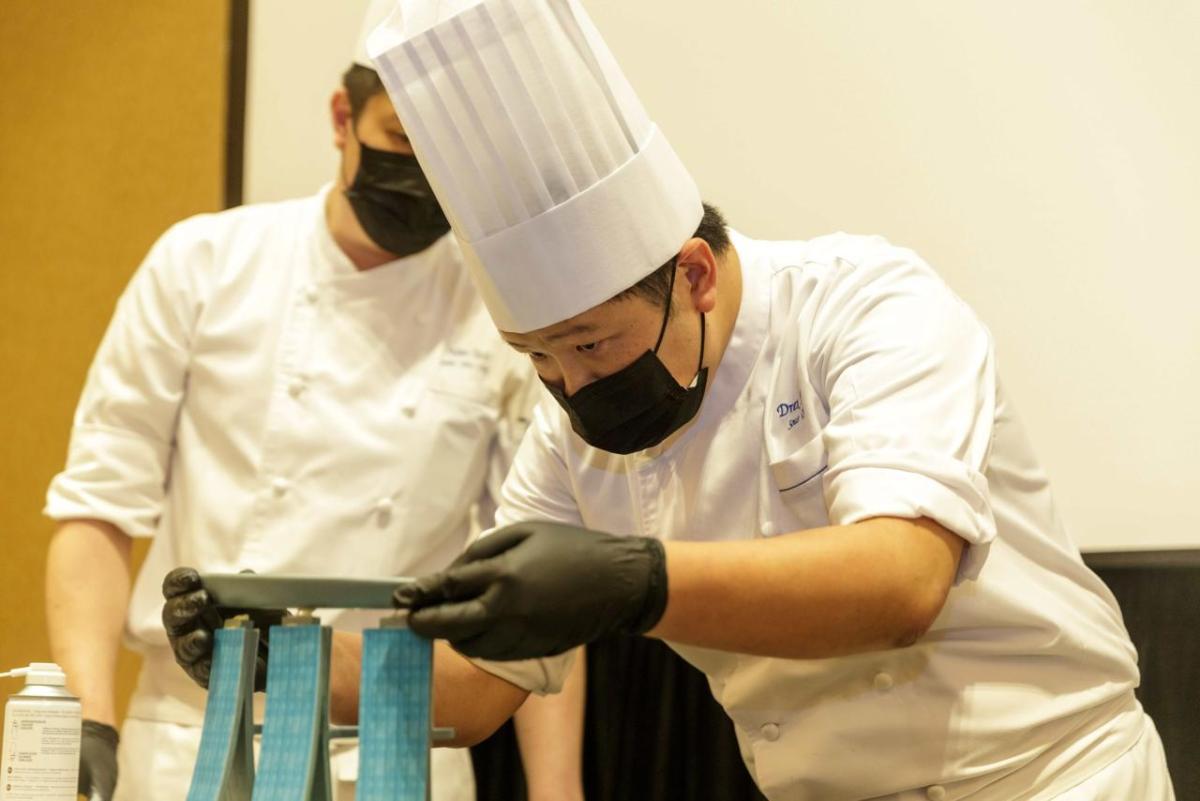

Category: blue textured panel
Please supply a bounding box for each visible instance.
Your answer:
[252,625,332,801]
[357,626,432,801]
[187,626,256,801]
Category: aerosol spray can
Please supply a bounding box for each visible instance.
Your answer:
[1,663,81,801]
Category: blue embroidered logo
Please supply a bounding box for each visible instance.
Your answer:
[776,398,805,430]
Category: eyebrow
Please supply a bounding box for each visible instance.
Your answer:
[502,322,601,350]
[543,322,601,344]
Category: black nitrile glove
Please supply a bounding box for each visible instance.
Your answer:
[77,719,118,801]
[161,567,285,691]
[393,521,667,660]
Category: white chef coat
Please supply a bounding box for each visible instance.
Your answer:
[475,231,1171,800]
[45,187,539,799]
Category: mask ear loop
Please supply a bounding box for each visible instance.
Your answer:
[652,257,707,386]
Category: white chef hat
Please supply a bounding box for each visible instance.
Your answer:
[353,0,397,68]
[366,0,703,333]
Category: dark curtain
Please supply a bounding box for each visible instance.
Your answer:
[471,636,766,801]
[1084,553,1199,800]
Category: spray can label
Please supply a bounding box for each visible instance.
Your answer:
[1,697,80,800]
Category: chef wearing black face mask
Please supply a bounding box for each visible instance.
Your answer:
[77,5,561,800]
[369,14,1174,801]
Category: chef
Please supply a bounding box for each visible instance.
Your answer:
[364,1,1176,798]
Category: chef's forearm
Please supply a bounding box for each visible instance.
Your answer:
[328,635,527,746]
[648,516,963,659]
[432,642,529,746]
[45,519,133,725]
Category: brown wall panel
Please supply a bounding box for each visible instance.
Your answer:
[0,2,231,720]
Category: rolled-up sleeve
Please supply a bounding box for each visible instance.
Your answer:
[45,227,202,538]
[470,646,576,696]
[811,247,998,581]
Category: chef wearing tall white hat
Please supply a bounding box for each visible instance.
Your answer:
[166,0,1175,798]
[365,1,1180,797]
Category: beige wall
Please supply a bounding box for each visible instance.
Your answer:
[0,3,230,715]
[243,2,1199,551]
[243,0,370,203]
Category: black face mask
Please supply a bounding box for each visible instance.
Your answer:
[344,136,451,258]
[545,266,708,455]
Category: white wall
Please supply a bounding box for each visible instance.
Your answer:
[245,1,1200,551]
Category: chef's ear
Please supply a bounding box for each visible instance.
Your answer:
[331,88,354,150]
[677,237,719,315]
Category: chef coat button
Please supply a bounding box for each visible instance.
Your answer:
[271,477,290,497]
[288,380,306,398]
[375,497,393,514]
[760,521,777,537]
[926,786,946,801]
[873,672,894,692]
[759,723,780,742]
[304,284,319,303]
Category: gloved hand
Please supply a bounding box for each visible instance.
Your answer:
[77,719,118,801]
[161,567,285,691]
[393,521,667,660]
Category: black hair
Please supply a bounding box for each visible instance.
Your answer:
[342,64,386,123]
[611,202,731,316]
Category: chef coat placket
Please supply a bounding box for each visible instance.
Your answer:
[243,253,322,562]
